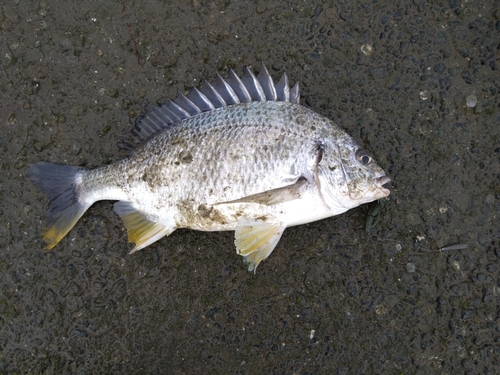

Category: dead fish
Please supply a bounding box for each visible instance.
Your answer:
[27,62,391,272]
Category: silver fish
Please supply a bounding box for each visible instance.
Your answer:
[27,62,390,272]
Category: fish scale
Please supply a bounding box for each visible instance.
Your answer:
[130,102,313,201]
[27,63,390,272]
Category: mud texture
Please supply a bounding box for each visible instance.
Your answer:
[1,0,499,374]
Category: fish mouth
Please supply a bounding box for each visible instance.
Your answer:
[374,176,391,197]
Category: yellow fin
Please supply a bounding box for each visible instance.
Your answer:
[42,212,86,250]
[234,218,286,273]
[114,201,174,253]
[27,162,90,250]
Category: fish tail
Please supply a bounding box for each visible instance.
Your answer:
[27,162,91,249]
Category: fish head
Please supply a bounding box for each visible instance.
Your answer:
[318,136,390,211]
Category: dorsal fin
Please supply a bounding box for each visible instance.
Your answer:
[130,62,301,142]
[257,61,277,101]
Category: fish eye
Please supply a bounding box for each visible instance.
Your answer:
[355,149,373,165]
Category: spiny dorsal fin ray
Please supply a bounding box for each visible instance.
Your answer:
[164,100,189,122]
[130,63,300,142]
[175,90,201,116]
[228,68,251,102]
[214,73,240,105]
[242,66,266,101]
[186,86,216,112]
[275,72,290,102]
[290,82,300,104]
[200,79,227,108]
[257,61,277,101]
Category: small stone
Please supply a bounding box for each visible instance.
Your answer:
[360,44,373,56]
[406,262,416,273]
[466,93,477,108]
[419,90,430,100]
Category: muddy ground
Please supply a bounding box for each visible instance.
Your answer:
[1,0,499,373]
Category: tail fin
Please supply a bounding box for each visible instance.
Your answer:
[27,162,91,249]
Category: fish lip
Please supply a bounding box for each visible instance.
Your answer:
[374,176,391,197]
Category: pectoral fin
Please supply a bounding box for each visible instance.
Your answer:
[234,218,286,273]
[114,201,175,253]
[217,178,307,206]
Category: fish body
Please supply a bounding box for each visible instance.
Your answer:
[28,63,390,271]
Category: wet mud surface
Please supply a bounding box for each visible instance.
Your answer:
[1,0,499,373]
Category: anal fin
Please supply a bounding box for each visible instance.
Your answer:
[114,201,175,253]
[234,218,286,273]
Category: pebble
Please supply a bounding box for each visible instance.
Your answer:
[406,262,416,273]
[466,93,477,108]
